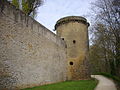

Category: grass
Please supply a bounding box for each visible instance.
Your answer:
[22,80,97,90]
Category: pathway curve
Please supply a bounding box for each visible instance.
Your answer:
[91,75,117,90]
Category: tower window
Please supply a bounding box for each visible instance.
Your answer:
[65,45,67,48]
[70,61,73,65]
[73,40,76,44]
[62,38,64,40]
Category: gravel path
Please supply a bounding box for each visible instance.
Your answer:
[91,75,117,90]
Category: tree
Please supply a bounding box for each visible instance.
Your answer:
[89,43,107,74]
[90,0,120,76]
[22,0,43,16]
[90,23,115,74]
[9,0,43,17]
[12,0,19,8]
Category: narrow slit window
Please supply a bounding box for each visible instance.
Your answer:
[65,45,67,48]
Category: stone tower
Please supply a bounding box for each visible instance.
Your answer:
[55,16,90,80]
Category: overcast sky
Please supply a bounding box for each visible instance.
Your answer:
[35,0,96,32]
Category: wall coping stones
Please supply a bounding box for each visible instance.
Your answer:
[55,16,90,30]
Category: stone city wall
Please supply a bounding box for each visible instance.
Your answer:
[0,1,67,89]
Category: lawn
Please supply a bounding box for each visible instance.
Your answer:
[22,80,97,90]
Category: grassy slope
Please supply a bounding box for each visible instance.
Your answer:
[22,80,97,90]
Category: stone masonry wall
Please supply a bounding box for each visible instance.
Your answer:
[55,16,90,80]
[0,1,67,89]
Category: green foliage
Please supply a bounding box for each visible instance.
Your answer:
[21,0,43,16]
[10,0,43,16]
[21,80,97,90]
[22,0,29,15]
[12,0,19,8]
[22,0,34,15]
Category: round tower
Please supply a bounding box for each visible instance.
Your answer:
[55,16,90,80]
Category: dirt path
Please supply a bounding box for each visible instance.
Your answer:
[91,75,117,90]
